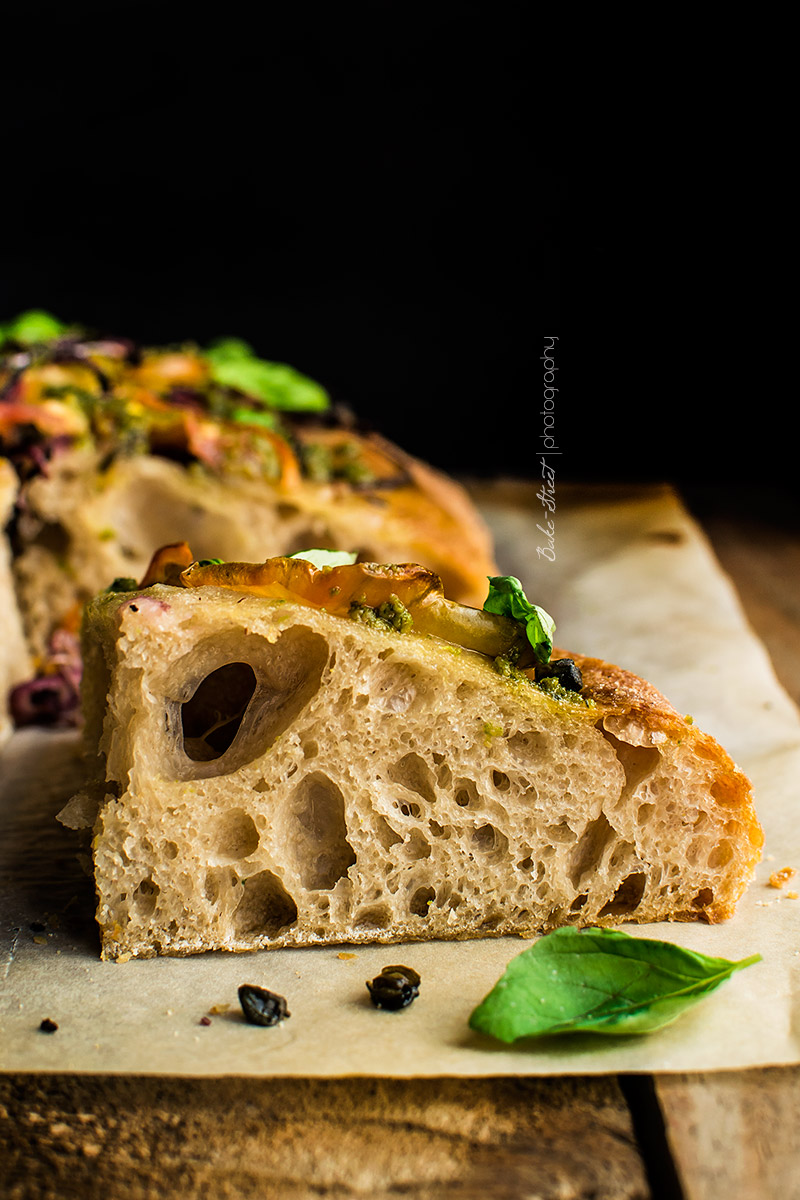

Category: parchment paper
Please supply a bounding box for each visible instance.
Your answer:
[2,483,799,1077]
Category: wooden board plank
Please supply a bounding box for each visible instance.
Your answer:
[0,1074,650,1200]
[651,494,800,1200]
[656,1069,800,1200]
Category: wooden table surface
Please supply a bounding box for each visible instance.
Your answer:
[1,483,798,1200]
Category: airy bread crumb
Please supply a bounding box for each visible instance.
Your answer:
[66,584,763,960]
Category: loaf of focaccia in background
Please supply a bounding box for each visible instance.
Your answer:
[0,460,34,746]
[0,311,497,730]
[59,549,763,961]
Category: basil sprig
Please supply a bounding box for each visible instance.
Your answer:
[469,927,761,1041]
[483,576,555,664]
[204,337,330,413]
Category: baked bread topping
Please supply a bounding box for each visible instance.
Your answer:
[0,312,497,729]
[60,548,763,961]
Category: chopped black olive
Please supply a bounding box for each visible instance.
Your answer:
[535,657,583,692]
[366,964,421,1010]
[39,1018,58,1033]
[238,984,290,1026]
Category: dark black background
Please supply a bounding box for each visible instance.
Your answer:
[0,5,770,497]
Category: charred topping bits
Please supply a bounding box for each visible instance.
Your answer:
[39,1018,58,1033]
[238,984,290,1026]
[366,965,421,1010]
[534,657,583,692]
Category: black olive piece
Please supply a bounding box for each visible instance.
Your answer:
[39,1018,58,1033]
[535,657,583,692]
[237,984,290,1027]
[366,964,421,1011]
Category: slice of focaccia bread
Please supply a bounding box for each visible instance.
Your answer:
[0,313,496,724]
[62,549,763,961]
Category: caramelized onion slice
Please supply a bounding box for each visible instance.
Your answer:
[179,557,441,614]
[412,594,527,662]
[177,554,527,661]
[139,542,196,587]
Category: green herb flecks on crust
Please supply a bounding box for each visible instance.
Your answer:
[468,927,761,1041]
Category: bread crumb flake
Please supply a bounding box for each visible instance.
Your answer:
[768,867,796,889]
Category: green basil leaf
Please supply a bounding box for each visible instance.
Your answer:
[204,338,329,412]
[289,549,358,568]
[468,927,761,1041]
[0,309,70,347]
[483,576,555,664]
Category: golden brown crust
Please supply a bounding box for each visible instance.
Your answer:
[313,432,498,607]
[559,648,684,725]
[556,646,763,921]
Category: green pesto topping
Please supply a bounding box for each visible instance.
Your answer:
[300,440,376,485]
[536,675,594,706]
[350,595,413,634]
[493,656,594,708]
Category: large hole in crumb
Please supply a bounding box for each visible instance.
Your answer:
[181,663,257,761]
[692,887,714,909]
[598,872,647,917]
[410,885,436,917]
[403,828,432,860]
[601,728,661,797]
[373,814,403,851]
[290,772,356,890]
[232,869,298,937]
[132,877,160,919]
[388,753,438,805]
[354,904,392,930]
[213,808,260,861]
[168,626,329,779]
[471,823,509,859]
[569,813,616,888]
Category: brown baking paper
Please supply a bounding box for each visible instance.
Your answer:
[2,483,799,1076]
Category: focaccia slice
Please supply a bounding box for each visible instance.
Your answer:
[62,553,763,961]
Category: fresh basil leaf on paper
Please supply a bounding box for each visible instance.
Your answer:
[469,927,761,1042]
[483,576,555,664]
[204,337,330,412]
